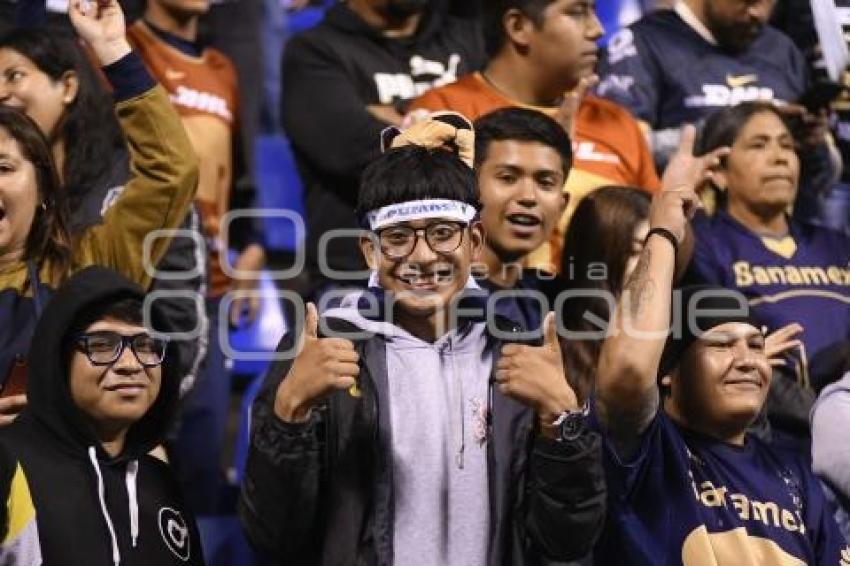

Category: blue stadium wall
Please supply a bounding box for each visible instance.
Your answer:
[597,0,654,45]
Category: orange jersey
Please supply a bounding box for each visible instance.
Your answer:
[127,21,239,297]
[411,72,660,272]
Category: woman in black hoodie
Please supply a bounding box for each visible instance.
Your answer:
[0,266,203,565]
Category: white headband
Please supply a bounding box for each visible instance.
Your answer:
[366,199,477,231]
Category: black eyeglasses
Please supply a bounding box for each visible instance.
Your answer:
[376,221,467,259]
[75,331,168,368]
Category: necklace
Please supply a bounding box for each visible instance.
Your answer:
[480,70,564,107]
[754,229,791,239]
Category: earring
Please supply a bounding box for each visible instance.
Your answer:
[41,201,48,211]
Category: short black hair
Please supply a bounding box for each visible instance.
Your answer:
[696,102,796,209]
[76,296,145,330]
[356,145,479,225]
[474,107,573,177]
[63,295,146,365]
[482,0,554,58]
[697,102,795,158]
[658,286,753,379]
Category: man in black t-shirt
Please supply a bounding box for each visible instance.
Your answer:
[281,0,484,297]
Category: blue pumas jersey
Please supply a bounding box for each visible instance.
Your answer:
[689,211,850,361]
[597,8,808,129]
[592,407,850,566]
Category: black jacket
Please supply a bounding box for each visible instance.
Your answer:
[281,1,485,283]
[0,267,203,565]
[239,305,606,565]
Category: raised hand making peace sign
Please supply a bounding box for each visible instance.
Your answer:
[650,124,731,244]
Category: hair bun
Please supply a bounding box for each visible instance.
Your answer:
[380,111,475,168]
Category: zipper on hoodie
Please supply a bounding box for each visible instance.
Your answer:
[486,323,521,433]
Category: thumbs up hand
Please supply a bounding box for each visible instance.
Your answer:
[274,303,361,423]
[495,312,579,429]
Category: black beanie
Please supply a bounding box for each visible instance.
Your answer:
[658,285,754,378]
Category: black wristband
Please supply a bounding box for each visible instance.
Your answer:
[645,227,679,254]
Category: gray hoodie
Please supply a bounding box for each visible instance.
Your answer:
[811,371,850,499]
[325,286,492,566]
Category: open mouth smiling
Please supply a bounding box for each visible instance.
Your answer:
[396,267,457,290]
[505,213,541,227]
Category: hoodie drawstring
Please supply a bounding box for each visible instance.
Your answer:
[126,460,140,548]
[87,448,142,564]
[442,339,465,470]
[88,447,121,566]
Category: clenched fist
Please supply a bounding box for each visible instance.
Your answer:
[274,303,360,423]
[69,0,132,66]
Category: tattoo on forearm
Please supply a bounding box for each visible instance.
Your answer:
[624,246,655,318]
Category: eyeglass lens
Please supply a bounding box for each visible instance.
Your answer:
[379,222,465,258]
[81,332,166,367]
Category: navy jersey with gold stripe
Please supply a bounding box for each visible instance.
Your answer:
[688,210,850,360]
[592,406,850,566]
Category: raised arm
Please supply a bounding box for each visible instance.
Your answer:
[594,126,728,453]
[70,0,198,288]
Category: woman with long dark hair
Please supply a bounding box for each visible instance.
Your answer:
[0,25,205,408]
[0,1,197,422]
[0,28,124,221]
[552,185,695,401]
[556,186,652,402]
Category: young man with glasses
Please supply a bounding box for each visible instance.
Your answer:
[0,266,203,565]
[239,116,605,565]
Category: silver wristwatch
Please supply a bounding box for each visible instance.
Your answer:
[550,402,590,442]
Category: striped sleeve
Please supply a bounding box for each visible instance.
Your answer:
[0,463,42,565]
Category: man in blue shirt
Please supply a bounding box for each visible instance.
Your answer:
[592,127,848,565]
[597,0,808,165]
[596,0,840,223]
